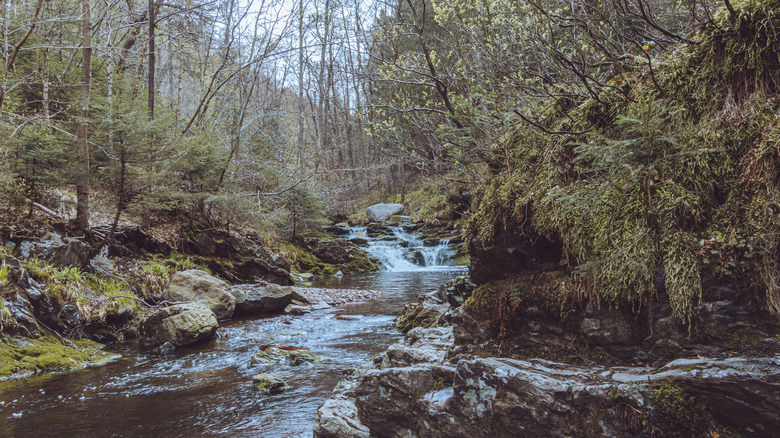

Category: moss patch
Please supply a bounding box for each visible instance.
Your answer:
[396,305,443,333]
[651,382,710,437]
[0,332,118,379]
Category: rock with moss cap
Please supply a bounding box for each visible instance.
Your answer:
[252,373,288,394]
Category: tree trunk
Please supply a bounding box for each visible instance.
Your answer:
[75,0,92,231]
[298,0,305,176]
[147,0,155,120]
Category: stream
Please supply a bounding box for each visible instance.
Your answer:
[0,227,465,437]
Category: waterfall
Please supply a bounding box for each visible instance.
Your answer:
[347,226,456,272]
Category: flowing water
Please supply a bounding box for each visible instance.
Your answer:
[0,228,465,438]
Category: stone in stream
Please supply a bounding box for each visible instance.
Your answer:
[366,203,404,222]
[162,270,235,320]
[230,284,308,315]
[252,373,288,395]
[250,347,322,367]
[139,303,218,348]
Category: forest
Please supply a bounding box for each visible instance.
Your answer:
[1,0,780,436]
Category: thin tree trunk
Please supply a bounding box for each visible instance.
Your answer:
[75,0,92,231]
[111,146,126,233]
[0,0,44,113]
[298,0,305,176]
[147,0,155,119]
[42,13,50,119]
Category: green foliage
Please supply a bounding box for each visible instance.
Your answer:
[281,185,329,240]
[467,0,780,322]
[0,264,10,287]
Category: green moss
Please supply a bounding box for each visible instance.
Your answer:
[651,382,709,436]
[0,332,118,379]
[396,305,442,333]
[462,283,499,320]
[279,244,339,276]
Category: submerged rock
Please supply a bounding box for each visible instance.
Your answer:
[162,270,235,320]
[139,303,218,348]
[250,346,322,367]
[366,203,404,222]
[252,373,287,394]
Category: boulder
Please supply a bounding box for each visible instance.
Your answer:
[162,270,235,320]
[314,398,370,438]
[20,233,91,268]
[4,292,40,336]
[435,276,476,308]
[381,327,453,368]
[233,247,294,285]
[366,203,404,222]
[139,303,218,348]
[315,367,373,438]
[252,373,288,394]
[396,292,449,333]
[230,284,308,315]
[307,240,380,274]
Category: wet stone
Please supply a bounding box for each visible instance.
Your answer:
[252,373,287,395]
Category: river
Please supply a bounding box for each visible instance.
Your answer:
[0,228,465,437]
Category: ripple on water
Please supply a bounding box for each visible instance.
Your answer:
[0,269,464,437]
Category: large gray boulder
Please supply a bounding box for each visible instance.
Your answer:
[139,303,218,348]
[366,203,404,222]
[162,270,235,320]
[229,284,308,315]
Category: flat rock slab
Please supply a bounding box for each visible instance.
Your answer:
[229,284,308,315]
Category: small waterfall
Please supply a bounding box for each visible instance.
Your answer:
[348,226,456,272]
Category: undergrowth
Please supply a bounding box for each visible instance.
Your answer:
[467,0,780,323]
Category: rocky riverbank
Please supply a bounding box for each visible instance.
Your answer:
[0,217,390,379]
[316,304,780,438]
[315,257,780,437]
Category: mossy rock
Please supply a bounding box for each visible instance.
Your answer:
[397,304,445,333]
[251,373,287,395]
[0,332,118,379]
[462,283,499,320]
[250,347,322,367]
